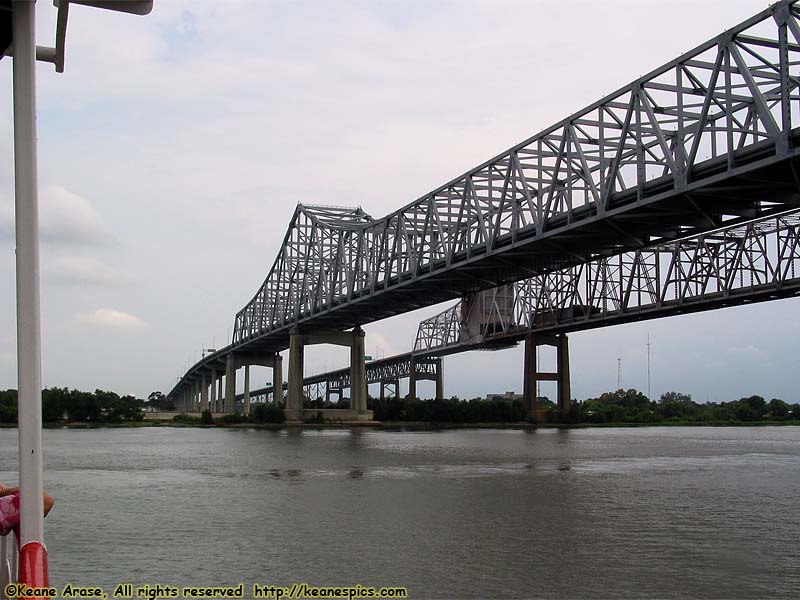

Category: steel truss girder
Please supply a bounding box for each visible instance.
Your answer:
[416,208,800,354]
[232,1,800,350]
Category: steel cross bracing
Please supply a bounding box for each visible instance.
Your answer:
[173,1,800,399]
[415,208,800,355]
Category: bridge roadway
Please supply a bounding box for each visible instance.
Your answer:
[170,1,800,419]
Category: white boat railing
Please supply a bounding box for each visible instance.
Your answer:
[0,533,16,598]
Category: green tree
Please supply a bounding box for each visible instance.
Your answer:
[581,389,653,423]
[767,398,789,419]
[0,390,17,423]
[659,391,692,405]
[67,390,101,422]
[733,395,766,421]
[250,403,286,423]
[42,387,69,422]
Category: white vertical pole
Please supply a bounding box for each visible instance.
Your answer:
[12,0,46,549]
[10,538,16,583]
[0,536,10,594]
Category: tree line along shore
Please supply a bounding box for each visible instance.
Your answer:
[0,387,797,427]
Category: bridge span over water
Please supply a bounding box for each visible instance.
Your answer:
[235,208,800,416]
[170,1,800,420]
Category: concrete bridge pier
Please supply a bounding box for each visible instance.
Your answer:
[225,354,236,414]
[408,357,444,400]
[523,332,571,420]
[195,378,202,412]
[287,326,371,420]
[273,354,283,405]
[408,359,417,400]
[200,373,209,412]
[243,365,250,416]
[210,368,217,413]
[380,377,402,400]
[350,327,367,414]
[220,351,282,415]
[435,359,444,400]
[287,329,305,420]
[216,376,223,413]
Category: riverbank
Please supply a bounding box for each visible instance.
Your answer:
[16,418,800,430]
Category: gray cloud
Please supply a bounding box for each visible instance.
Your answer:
[44,255,129,287]
[39,186,112,246]
[78,308,148,330]
[0,187,112,246]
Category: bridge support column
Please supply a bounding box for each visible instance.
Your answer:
[557,334,571,419]
[200,373,209,412]
[243,365,250,417]
[195,379,201,412]
[273,353,283,405]
[523,333,537,417]
[435,358,444,400]
[287,328,304,420]
[380,378,400,401]
[210,368,217,413]
[408,359,417,400]
[350,326,367,415]
[217,375,223,413]
[225,354,236,414]
[523,333,571,421]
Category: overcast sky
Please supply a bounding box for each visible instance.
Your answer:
[1,0,797,403]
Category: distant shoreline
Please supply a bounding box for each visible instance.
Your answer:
[0,419,793,430]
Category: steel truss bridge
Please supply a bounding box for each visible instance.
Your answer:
[170,1,800,418]
[240,208,800,410]
[242,353,441,407]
